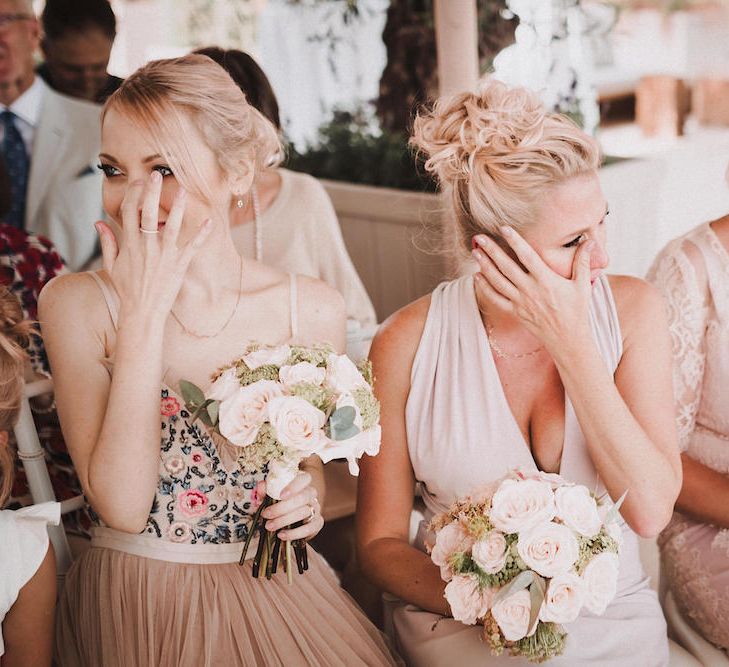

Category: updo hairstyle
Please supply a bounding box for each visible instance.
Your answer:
[0,288,32,506]
[411,79,600,256]
[103,54,282,208]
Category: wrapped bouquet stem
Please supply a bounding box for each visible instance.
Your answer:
[181,342,381,583]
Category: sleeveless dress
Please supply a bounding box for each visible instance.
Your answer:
[55,272,400,667]
[648,222,729,650]
[390,274,669,667]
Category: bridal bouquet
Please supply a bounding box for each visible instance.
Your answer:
[181,342,380,582]
[429,469,625,663]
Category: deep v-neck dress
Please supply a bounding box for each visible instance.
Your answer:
[392,274,668,667]
[55,272,401,667]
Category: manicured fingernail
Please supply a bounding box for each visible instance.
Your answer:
[500,226,513,237]
[475,235,489,249]
[471,249,482,262]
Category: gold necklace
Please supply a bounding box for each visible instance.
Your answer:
[170,258,244,339]
[485,321,545,359]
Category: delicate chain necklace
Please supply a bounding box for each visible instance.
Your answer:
[251,185,263,262]
[170,258,244,339]
[485,321,545,359]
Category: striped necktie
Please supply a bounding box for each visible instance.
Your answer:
[1,110,29,229]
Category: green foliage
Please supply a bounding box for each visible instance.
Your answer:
[286,109,437,192]
[290,382,334,413]
[328,405,361,440]
[235,364,280,385]
[353,386,380,431]
[512,622,567,663]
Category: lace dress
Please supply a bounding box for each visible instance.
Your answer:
[647,222,729,650]
[54,272,400,667]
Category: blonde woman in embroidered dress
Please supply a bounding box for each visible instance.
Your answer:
[647,217,729,651]
[0,287,58,667]
[356,80,682,666]
[40,55,399,667]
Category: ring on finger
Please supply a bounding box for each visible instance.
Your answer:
[140,228,160,235]
[305,503,316,523]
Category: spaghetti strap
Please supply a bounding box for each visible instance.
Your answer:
[88,272,119,329]
[288,273,298,340]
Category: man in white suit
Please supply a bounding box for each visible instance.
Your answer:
[0,0,102,270]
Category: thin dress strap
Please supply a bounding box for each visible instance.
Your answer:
[88,272,119,330]
[289,273,298,340]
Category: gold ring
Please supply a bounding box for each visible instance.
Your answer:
[140,228,159,234]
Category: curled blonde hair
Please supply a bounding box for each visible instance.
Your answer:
[411,79,600,256]
[103,54,282,209]
[0,289,32,507]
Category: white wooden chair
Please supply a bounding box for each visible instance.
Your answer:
[13,378,84,583]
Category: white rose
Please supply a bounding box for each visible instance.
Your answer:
[555,485,602,538]
[491,589,536,642]
[539,571,584,624]
[218,380,283,447]
[242,344,291,370]
[268,396,326,454]
[581,552,620,615]
[472,531,508,574]
[517,522,580,578]
[317,425,381,475]
[265,459,299,501]
[279,362,326,389]
[489,479,556,534]
[325,353,368,394]
[431,522,474,581]
[207,367,240,402]
[515,469,566,489]
[444,575,492,625]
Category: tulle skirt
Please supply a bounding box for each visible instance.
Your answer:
[55,529,400,667]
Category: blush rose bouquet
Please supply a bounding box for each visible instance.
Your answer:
[180,342,380,583]
[429,469,625,662]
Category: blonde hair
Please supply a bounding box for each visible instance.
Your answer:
[0,289,32,507]
[103,54,282,209]
[411,79,600,256]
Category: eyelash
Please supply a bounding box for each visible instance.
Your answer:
[96,164,174,178]
[562,208,610,249]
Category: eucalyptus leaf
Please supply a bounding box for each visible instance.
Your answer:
[603,489,628,526]
[493,570,535,605]
[179,380,206,409]
[528,575,547,633]
[329,405,361,441]
[206,400,219,426]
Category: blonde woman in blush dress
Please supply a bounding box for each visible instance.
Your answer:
[356,80,682,666]
[647,216,729,651]
[41,55,399,667]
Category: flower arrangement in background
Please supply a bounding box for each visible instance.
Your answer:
[430,469,625,662]
[181,342,380,583]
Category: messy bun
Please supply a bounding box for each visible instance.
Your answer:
[0,288,32,506]
[411,79,600,256]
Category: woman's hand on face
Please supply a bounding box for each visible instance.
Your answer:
[472,227,595,352]
[261,472,323,542]
[95,171,212,320]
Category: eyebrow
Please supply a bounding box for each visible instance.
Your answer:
[98,153,163,164]
[559,202,610,242]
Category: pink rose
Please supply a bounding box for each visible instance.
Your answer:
[267,396,326,454]
[515,469,566,489]
[431,522,474,581]
[555,485,601,538]
[250,480,267,509]
[265,459,300,500]
[489,479,556,534]
[539,571,584,624]
[242,344,291,370]
[444,575,492,625]
[218,380,283,447]
[160,396,180,417]
[279,362,326,388]
[325,353,368,394]
[177,489,209,518]
[516,522,579,578]
[208,367,240,402]
[581,552,620,615]
[472,531,508,574]
[491,589,536,642]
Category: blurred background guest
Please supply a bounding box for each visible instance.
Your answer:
[38,0,121,104]
[195,46,377,332]
[0,0,103,270]
[648,217,729,651]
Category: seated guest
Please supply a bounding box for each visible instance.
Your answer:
[0,287,58,667]
[195,46,377,329]
[0,0,103,270]
[38,0,122,104]
[357,80,681,666]
[648,218,729,650]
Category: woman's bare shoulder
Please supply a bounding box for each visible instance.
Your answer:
[607,274,667,339]
[39,271,109,319]
[370,294,432,366]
